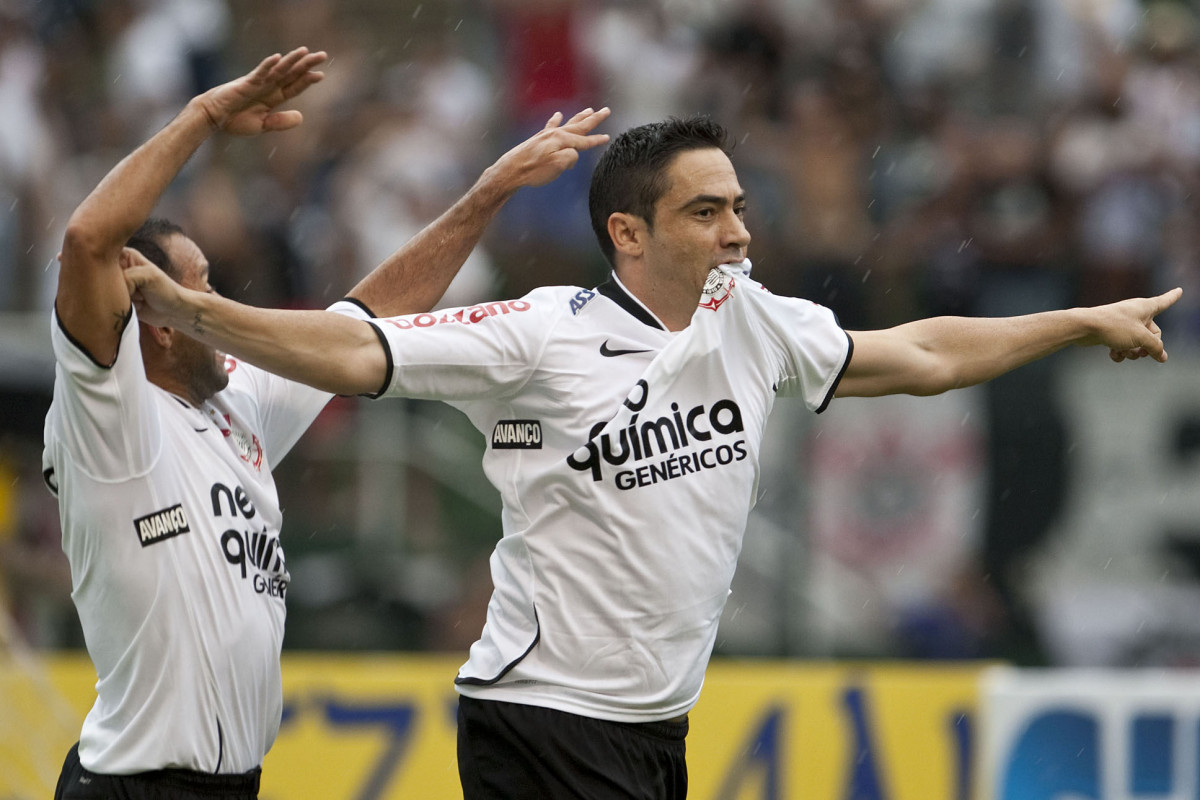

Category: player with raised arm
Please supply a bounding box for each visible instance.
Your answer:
[126,115,1179,799]
[45,44,608,800]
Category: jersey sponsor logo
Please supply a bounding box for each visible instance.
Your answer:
[599,340,651,357]
[380,300,532,331]
[491,419,543,449]
[698,270,735,312]
[212,481,289,598]
[567,379,748,489]
[569,288,596,315]
[133,503,191,547]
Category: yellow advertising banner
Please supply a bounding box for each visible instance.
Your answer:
[11,655,984,800]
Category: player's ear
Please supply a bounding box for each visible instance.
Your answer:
[608,212,645,258]
[143,323,174,349]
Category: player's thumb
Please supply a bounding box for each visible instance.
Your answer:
[263,109,303,131]
[122,264,154,298]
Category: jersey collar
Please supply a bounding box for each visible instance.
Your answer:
[595,271,668,331]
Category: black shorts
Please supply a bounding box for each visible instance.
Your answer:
[457,695,689,799]
[54,742,261,800]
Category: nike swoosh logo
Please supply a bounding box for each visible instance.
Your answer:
[600,340,652,357]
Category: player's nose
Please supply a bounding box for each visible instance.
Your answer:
[722,210,751,251]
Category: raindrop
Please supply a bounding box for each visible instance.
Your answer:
[413,3,422,19]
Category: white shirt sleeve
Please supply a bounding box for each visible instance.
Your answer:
[46,306,162,481]
[369,291,557,402]
[752,286,852,412]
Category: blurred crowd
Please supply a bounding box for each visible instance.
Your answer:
[2,0,1200,663]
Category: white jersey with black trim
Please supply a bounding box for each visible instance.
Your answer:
[369,263,851,723]
[42,300,366,775]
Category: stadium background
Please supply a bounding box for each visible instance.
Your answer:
[1,0,1199,796]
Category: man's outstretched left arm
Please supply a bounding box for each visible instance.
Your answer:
[346,108,610,317]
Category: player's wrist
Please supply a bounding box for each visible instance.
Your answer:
[186,95,224,132]
[473,163,521,207]
[1067,306,1104,348]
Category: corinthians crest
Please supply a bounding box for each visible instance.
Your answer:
[699,268,735,312]
[211,409,265,471]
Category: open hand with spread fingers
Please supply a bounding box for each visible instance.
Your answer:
[485,107,612,194]
[194,46,328,136]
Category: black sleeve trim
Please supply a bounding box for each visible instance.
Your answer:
[360,320,395,400]
[339,296,377,318]
[816,330,854,414]
[454,612,541,687]
[53,301,132,370]
[42,467,58,496]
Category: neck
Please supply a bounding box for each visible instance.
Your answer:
[614,263,704,332]
[150,374,205,407]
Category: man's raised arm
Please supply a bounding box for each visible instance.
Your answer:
[347,107,610,317]
[57,47,326,365]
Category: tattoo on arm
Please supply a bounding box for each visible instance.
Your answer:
[191,312,205,335]
[113,307,132,332]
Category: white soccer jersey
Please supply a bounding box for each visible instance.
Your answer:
[42,300,364,774]
[370,264,851,722]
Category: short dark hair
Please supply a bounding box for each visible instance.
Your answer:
[126,218,185,282]
[588,115,731,266]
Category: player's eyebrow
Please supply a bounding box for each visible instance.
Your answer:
[679,192,746,210]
